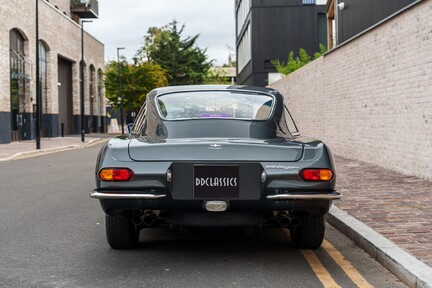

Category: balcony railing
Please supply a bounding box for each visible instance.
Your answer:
[71,0,99,18]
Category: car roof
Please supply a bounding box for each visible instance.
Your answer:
[150,85,280,98]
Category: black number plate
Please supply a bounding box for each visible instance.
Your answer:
[194,166,239,198]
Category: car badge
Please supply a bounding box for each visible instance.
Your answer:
[209,144,222,150]
[265,165,300,170]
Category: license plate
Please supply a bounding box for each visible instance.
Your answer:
[194,165,239,198]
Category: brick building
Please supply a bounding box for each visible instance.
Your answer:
[0,0,105,144]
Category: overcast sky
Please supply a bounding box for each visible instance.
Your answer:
[85,0,236,67]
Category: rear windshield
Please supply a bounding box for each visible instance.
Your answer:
[156,91,274,120]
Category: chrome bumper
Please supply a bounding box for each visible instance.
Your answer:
[90,192,340,201]
[90,192,167,200]
[267,192,341,201]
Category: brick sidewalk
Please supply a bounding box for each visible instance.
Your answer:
[334,156,432,267]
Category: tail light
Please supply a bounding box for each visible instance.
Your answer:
[299,169,334,181]
[98,168,134,181]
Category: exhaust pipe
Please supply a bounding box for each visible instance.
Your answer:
[132,215,143,225]
[274,212,302,228]
[142,211,158,227]
[132,211,159,228]
[290,216,301,228]
[275,212,291,228]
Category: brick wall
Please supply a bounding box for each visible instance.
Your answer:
[270,0,432,180]
[0,0,105,116]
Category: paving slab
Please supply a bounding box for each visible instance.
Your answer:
[331,156,432,287]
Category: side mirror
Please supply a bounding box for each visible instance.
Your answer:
[126,123,133,137]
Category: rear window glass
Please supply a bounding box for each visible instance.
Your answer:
[156,91,274,120]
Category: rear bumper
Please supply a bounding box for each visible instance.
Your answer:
[90,192,167,199]
[91,190,339,217]
[267,192,341,200]
[89,191,341,201]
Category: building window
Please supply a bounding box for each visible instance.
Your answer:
[237,23,251,72]
[302,0,316,5]
[236,0,251,36]
[97,69,104,132]
[317,13,327,47]
[9,29,27,141]
[39,41,49,136]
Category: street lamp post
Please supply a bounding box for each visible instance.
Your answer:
[117,47,125,135]
[80,20,92,142]
[35,0,41,149]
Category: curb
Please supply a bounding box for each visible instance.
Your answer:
[0,138,107,161]
[328,206,432,288]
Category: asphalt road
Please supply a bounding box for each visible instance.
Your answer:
[0,143,407,288]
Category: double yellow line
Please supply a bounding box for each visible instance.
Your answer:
[301,240,373,288]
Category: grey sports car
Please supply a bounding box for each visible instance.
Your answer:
[91,85,341,249]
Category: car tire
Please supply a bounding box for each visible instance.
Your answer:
[105,214,139,249]
[290,215,325,249]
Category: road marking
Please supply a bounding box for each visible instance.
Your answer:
[0,138,107,161]
[322,240,373,288]
[283,229,340,287]
[301,250,341,288]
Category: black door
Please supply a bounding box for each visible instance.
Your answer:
[57,57,74,135]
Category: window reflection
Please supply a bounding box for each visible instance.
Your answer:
[157,92,274,120]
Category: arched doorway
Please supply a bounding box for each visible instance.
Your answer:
[9,29,28,141]
[39,40,50,137]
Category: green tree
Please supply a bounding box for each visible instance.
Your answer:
[271,44,327,75]
[136,21,212,85]
[203,69,232,85]
[104,57,168,111]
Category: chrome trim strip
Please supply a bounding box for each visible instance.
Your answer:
[267,193,341,200]
[90,192,166,200]
[205,201,228,212]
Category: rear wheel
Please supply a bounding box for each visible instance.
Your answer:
[290,214,325,249]
[105,214,139,249]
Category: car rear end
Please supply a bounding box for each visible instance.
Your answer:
[90,85,340,249]
[92,137,339,249]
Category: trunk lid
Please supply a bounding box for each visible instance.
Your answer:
[128,138,303,162]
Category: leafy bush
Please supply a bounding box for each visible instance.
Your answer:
[271,44,327,75]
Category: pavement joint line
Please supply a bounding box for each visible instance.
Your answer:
[328,205,432,288]
[0,138,107,162]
